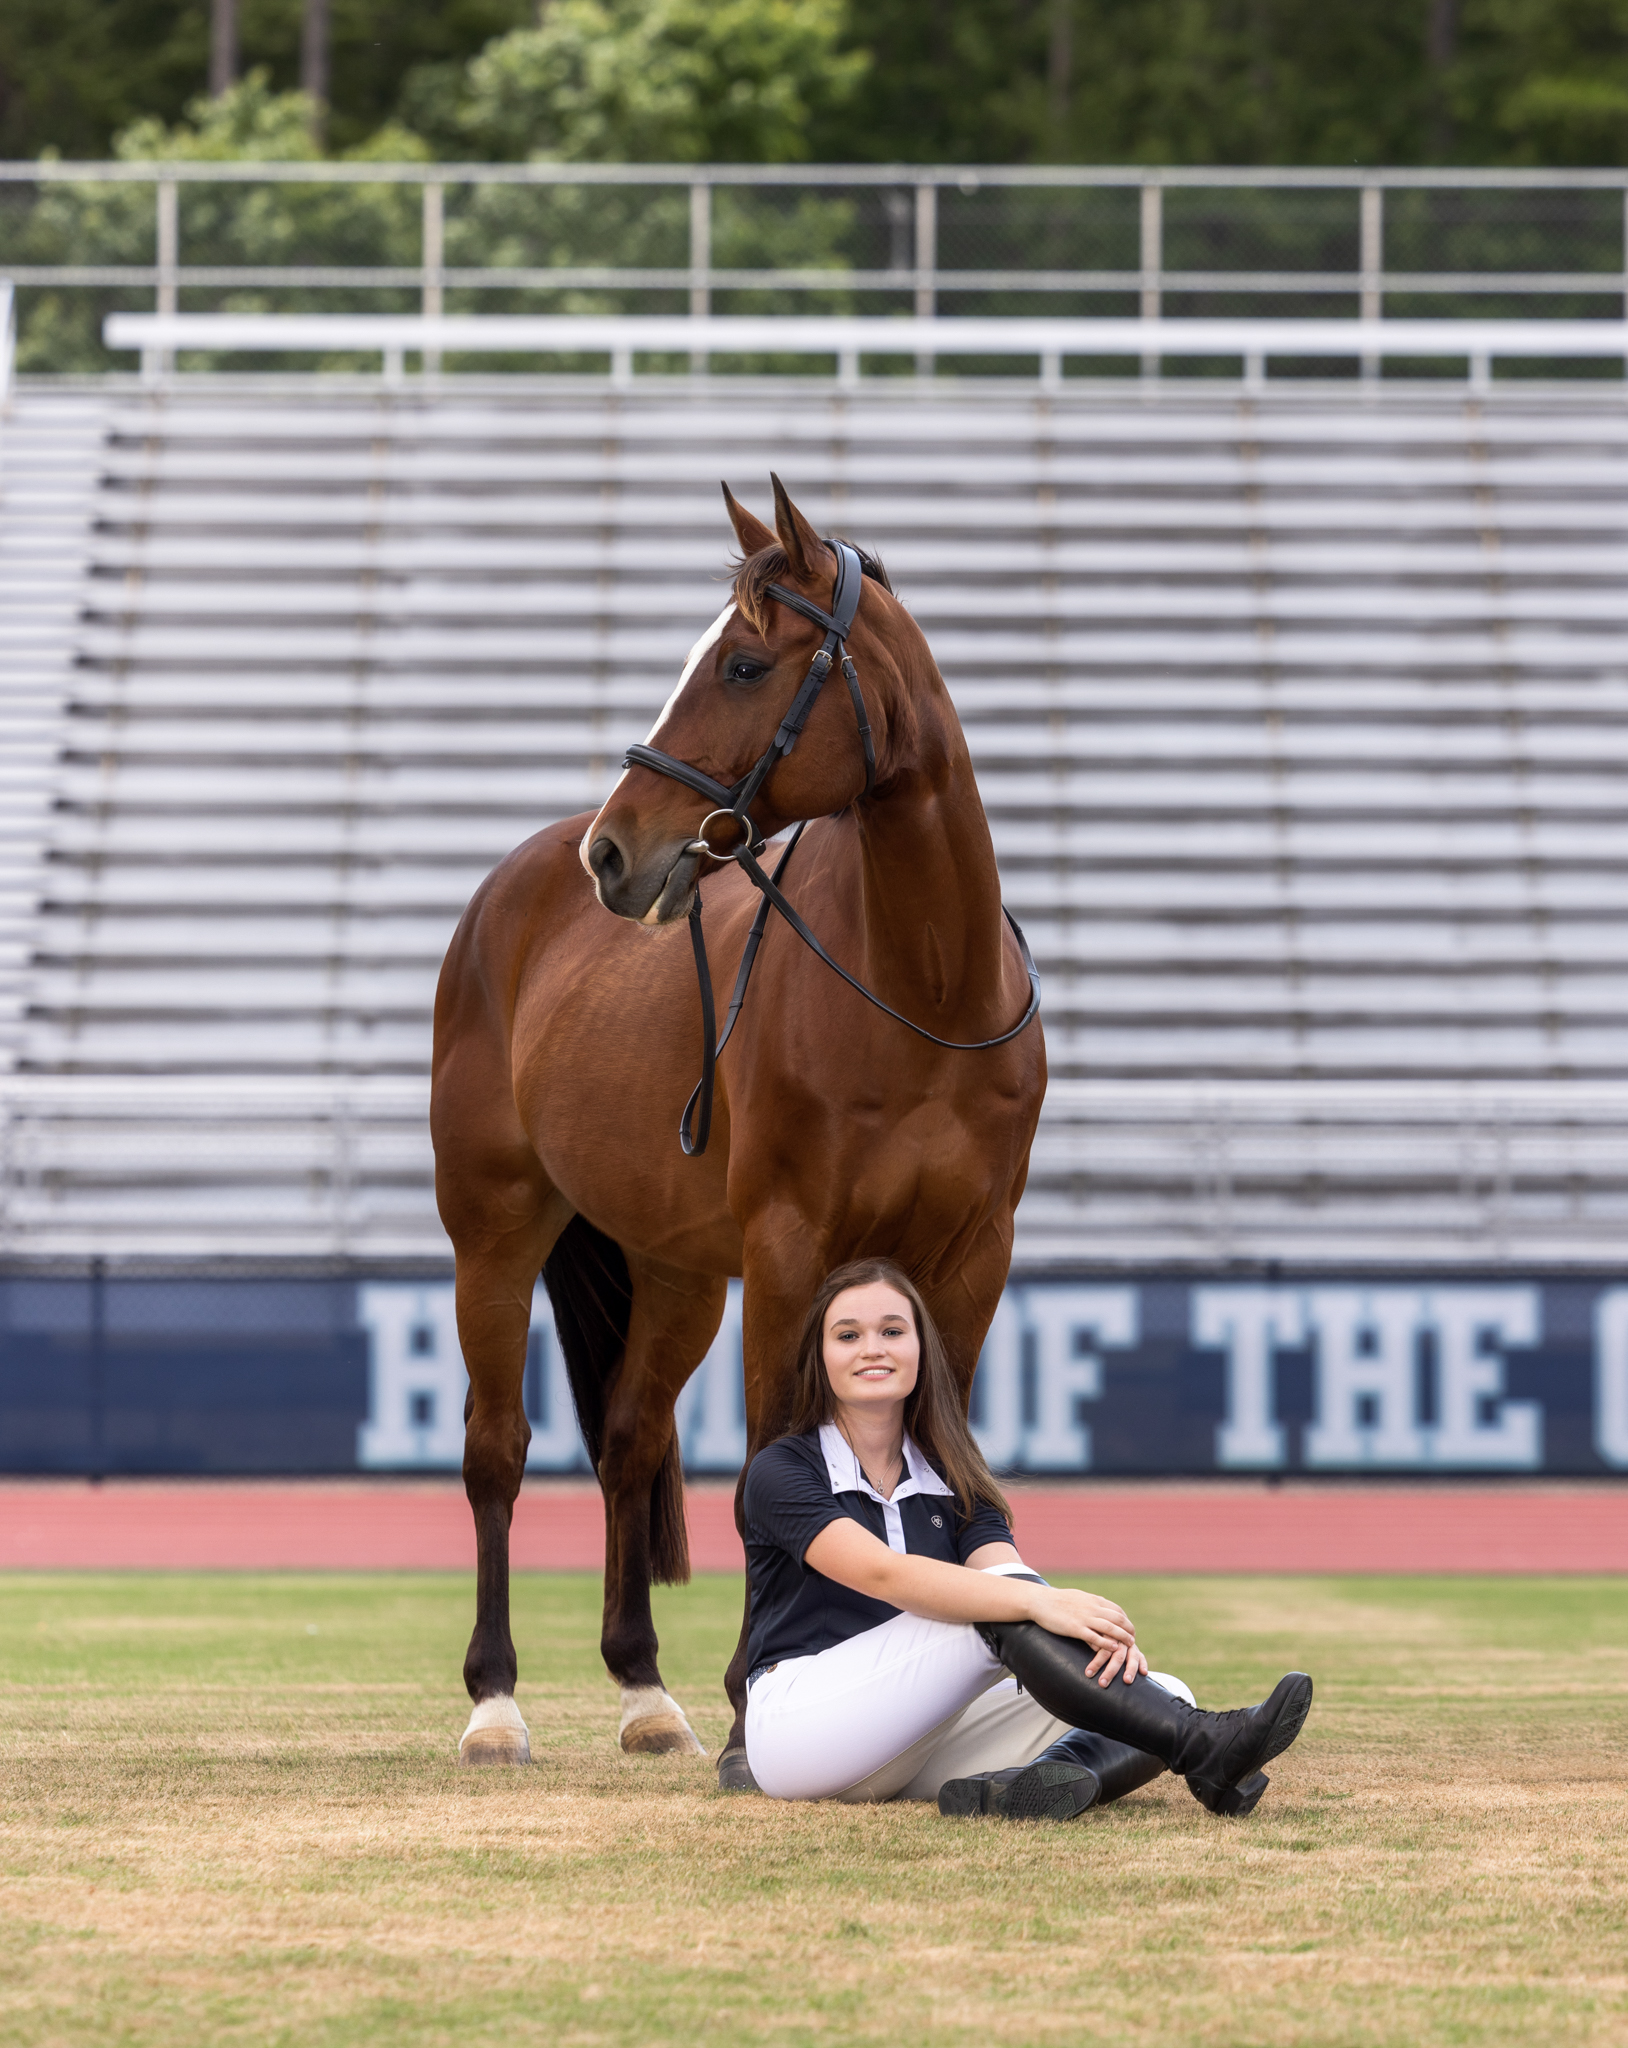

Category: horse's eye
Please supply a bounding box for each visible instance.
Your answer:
[725,656,770,685]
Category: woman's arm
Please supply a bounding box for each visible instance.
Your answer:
[803,1519,1149,1685]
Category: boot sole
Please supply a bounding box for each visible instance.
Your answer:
[939,1760,1102,1822]
[1254,1672,1314,1768]
[1188,1673,1314,1817]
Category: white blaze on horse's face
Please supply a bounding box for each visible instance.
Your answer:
[645,602,736,745]
[581,602,738,887]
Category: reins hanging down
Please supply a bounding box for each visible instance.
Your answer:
[622,537,1041,1156]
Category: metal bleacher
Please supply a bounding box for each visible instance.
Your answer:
[2,374,1627,1266]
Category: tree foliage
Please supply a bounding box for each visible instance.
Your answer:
[412,0,866,163]
[9,0,1628,169]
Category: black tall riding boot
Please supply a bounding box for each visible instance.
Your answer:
[1039,1725,1167,1804]
[979,1620,1312,1817]
[937,1721,1171,1822]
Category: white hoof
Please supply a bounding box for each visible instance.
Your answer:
[458,1693,531,1766]
[618,1683,707,1756]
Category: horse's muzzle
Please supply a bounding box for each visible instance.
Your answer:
[586,829,702,925]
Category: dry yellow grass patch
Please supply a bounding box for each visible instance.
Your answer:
[1,1570,1625,2045]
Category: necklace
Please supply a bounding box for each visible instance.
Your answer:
[838,1417,903,1499]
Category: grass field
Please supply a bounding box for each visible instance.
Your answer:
[2,1570,1626,2047]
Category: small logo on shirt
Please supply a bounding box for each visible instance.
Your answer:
[930,1513,945,1528]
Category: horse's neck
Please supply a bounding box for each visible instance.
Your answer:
[847,680,1016,1036]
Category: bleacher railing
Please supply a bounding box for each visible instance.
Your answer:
[102,309,1628,390]
[2,1077,1627,1264]
[9,160,1628,376]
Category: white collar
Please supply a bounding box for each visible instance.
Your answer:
[817,1419,954,1505]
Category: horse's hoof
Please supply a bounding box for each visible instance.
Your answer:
[458,1693,531,1766]
[717,1747,759,1793]
[618,1684,707,1756]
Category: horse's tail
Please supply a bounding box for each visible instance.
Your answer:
[540,1214,691,1586]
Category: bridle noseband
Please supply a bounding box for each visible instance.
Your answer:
[619,536,1041,1156]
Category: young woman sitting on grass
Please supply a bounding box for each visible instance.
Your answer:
[742,1258,1314,1818]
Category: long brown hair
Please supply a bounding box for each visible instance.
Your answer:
[784,1258,1011,1526]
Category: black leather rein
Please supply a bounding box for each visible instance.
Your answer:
[620,538,1042,1155]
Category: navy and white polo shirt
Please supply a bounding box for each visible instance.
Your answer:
[742,1420,1013,1671]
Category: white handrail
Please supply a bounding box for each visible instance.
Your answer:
[104,309,1628,391]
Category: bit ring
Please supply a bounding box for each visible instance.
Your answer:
[696,808,752,857]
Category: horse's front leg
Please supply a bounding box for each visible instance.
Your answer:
[452,1207,561,1765]
[600,1260,728,1755]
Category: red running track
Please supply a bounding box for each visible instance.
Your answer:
[1,1478,1627,1572]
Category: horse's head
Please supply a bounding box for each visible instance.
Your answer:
[582,475,910,924]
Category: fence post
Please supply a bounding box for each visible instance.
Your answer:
[156,178,178,378]
[1360,182,1383,383]
[915,179,937,378]
[1139,179,1161,381]
[689,179,710,376]
[421,179,443,377]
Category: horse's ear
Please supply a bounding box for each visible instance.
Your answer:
[721,482,775,557]
[770,472,822,581]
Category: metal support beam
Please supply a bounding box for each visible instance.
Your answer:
[1140,181,1162,379]
[1360,184,1383,382]
[689,181,710,375]
[156,180,178,376]
[421,182,443,376]
[915,181,937,378]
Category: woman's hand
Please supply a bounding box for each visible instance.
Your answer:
[1024,1586,1150,1686]
[801,1521,1150,1683]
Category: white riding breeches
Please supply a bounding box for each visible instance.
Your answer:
[744,1600,1193,1804]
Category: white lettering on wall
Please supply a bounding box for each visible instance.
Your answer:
[1193,1286,1303,1469]
[1303,1288,1431,1467]
[1596,1288,1628,1467]
[356,1276,1553,1476]
[1027,1286,1137,1470]
[1292,1285,1541,1470]
[970,1286,1134,1470]
[1421,1287,1541,1467]
[355,1277,748,1473]
[356,1283,469,1469]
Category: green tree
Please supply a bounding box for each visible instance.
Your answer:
[13,0,1628,183]
[0,0,531,160]
[1453,0,1628,164]
[16,73,427,372]
[0,0,211,159]
[411,0,866,163]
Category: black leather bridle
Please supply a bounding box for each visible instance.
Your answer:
[625,539,874,858]
[621,538,1042,1155]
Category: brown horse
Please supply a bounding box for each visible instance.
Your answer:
[430,477,1045,1782]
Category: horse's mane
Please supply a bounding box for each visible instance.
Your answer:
[731,539,892,633]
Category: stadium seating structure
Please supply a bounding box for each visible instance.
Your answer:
[1,377,1625,1265]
